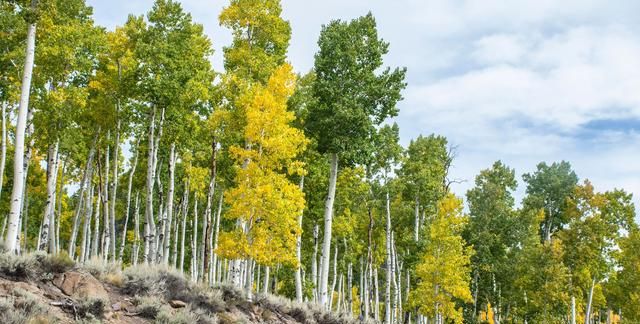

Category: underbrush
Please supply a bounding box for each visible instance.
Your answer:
[0,288,53,324]
[0,251,75,280]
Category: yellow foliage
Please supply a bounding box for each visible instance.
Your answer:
[217,64,308,267]
[409,194,473,324]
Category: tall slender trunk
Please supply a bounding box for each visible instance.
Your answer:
[571,295,576,324]
[92,186,101,258]
[347,262,353,314]
[263,266,270,294]
[163,143,177,264]
[414,196,419,242]
[110,125,120,262]
[132,192,140,265]
[39,141,59,252]
[54,158,66,254]
[374,267,380,321]
[191,199,199,280]
[172,201,180,268]
[211,191,223,283]
[385,190,392,324]
[585,278,596,324]
[20,109,34,253]
[295,176,305,303]
[4,0,37,253]
[201,139,217,280]
[119,141,139,263]
[145,107,163,263]
[179,181,189,272]
[319,153,338,307]
[0,102,7,202]
[69,134,97,257]
[312,223,319,302]
[329,244,338,310]
[99,140,111,261]
[80,185,94,262]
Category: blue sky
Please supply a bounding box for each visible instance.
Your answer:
[87,0,640,212]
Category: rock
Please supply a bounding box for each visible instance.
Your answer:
[169,300,187,308]
[112,302,121,311]
[53,271,109,301]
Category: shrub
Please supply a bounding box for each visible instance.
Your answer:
[77,297,106,319]
[187,285,225,313]
[214,282,243,302]
[123,265,187,300]
[134,295,164,319]
[40,252,75,274]
[0,288,50,324]
[0,253,40,279]
[155,305,200,324]
[81,256,121,279]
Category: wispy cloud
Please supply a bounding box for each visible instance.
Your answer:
[87,0,640,214]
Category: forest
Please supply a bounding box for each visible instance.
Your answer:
[1,0,639,323]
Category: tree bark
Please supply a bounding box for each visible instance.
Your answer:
[80,185,94,263]
[144,107,164,264]
[39,141,59,252]
[69,134,97,257]
[132,192,141,265]
[179,180,189,272]
[212,191,223,283]
[329,244,338,310]
[319,153,338,307]
[4,5,37,253]
[99,141,111,261]
[585,278,596,324]
[110,125,120,262]
[191,199,199,281]
[163,143,177,264]
[119,141,139,263]
[312,223,319,302]
[0,102,7,202]
[295,176,305,303]
[385,190,392,324]
[201,139,217,280]
[92,186,101,258]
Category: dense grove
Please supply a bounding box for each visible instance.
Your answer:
[1,0,639,323]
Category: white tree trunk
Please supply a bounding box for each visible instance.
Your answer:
[414,196,419,242]
[319,153,338,307]
[571,295,576,324]
[80,185,94,263]
[191,199,199,281]
[69,134,97,257]
[101,134,111,260]
[4,9,37,253]
[585,278,596,324]
[179,181,189,272]
[38,141,59,252]
[0,102,7,202]
[295,176,305,303]
[163,143,176,264]
[329,244,338,310]
[92,187,101,258]
[212,191,223,283]
[132,192,141,265]
[385,190,392,324]
[144,107,159,263]
[263,266,270,294]
[312,223,319,302]
[110,125,120,262]
[119,142,138,263]
[19,108,34,253]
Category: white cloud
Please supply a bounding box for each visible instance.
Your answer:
[87,0,640,216]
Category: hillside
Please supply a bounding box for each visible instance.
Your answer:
[0,252,368,324]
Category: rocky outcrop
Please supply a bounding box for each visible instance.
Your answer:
[53,271,109,301]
